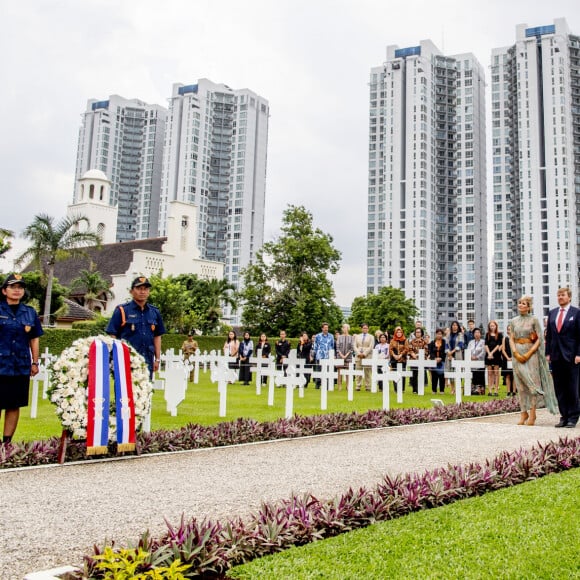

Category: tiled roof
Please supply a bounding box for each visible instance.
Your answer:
[58,298,97,321]
[47,237,167,290]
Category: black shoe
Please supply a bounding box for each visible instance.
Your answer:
[564,421,577,428]
[555,419,567,428]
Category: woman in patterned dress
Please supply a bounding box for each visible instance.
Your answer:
[508,295,558,426]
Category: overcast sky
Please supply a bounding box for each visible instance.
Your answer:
[0,0,578,305]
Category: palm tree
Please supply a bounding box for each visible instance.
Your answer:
[0,228,13,259]
[202,278,237,332]
[17,214,101,325]
[69,263,113,312]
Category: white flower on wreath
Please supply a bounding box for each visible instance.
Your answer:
[48,335,153,440]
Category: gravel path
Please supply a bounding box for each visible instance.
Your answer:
[0,410,574,579]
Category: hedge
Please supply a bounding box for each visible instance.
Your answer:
[40,329,300,356]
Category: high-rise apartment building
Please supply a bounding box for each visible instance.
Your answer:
[367,40,487,332]
[491,18,580,330]
[159,79,269,318]
[74,95,167,242]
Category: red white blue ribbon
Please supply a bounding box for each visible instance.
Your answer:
[86,339,137,455]
[87,339,110,455]
[112,340,136,452]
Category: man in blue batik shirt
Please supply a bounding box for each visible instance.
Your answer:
[312,322,335,389]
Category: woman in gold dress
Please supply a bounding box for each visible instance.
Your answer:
[508,295,558,425]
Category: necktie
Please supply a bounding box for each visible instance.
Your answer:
[556,308,565,332]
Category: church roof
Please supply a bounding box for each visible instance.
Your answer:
[48,237,167,291]
[81,169,110,181]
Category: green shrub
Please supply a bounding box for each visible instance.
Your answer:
[40,330,302,357]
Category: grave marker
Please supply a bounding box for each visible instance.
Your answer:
[362,350,389,393]
[275,371,306,418]
[406,349,437,395]
[340,361,364,401]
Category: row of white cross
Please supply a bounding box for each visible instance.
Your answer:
[156,346,497,419]
[30,345,505,424]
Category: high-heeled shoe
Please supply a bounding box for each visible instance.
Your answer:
[517,411,529,425]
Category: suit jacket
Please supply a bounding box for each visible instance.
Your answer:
[353,333,374,358]
[545,305,580,363]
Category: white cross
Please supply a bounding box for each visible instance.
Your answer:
[201,350,210,372]
[31,349,58,418]
[361,350,388,393]
[286,350,311,398]
[30,370,45,419]
[311,355,343,411]
[340,361,364,401]
[188,350,205,384]
[40,347,56,399]
[444,368,464,404]
[406,348,437,395]
[393,363,413,403]
[451,347,485,396]
[204,350,225,369]
[275,370,306,418]
[157,357,189,416]
[249,349,272,396]
[210,362,238,417]
[259,359,283,406]
[313,350,344,392]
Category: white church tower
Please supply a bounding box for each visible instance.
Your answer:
[67,169,117,244]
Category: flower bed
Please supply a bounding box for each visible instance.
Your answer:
[80,436,580,578]
[0,398,519,469]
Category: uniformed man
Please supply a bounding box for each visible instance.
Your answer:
[181,334,198,382]
[106,276,166,377]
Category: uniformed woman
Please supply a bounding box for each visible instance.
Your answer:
[0,274,43,444]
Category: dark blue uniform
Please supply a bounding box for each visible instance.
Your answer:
[0,301,43,409]
[106,300,165,376]
[0,302,43,376]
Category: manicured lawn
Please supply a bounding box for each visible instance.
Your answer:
[228,468,580,579]
[14,372,499,442]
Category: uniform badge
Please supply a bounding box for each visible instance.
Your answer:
[151,324,156,331]
[24,325,31,332]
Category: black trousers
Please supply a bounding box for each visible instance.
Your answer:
[551,359,580,424]
[431,371,445,393]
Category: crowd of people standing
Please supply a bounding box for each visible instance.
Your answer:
[2,265,577,442]
[214,288,579,431]
[214,319,518,396]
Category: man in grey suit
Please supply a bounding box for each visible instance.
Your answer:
[353,323,374,391]
[545,287,580,428]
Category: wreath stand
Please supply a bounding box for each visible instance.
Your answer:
[57,429,142,464]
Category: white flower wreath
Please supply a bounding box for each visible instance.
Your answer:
[48,335,153,440]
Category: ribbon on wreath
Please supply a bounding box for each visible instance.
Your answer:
[87,339,111,455]
[86,339,136,455]
[112,339,136,452]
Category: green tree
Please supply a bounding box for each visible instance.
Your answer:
[240,205,343,336]
[175,274,236,335]
[0,271,68,317]
[148,274,193,333]
[201,278,236,332]
[17,214,101,325]
[349,286,419,336]
[69,263,113,312]
[147,273,235,335]
[0,228,13,259]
